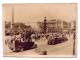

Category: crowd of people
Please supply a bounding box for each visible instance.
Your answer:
[5,29,68,45]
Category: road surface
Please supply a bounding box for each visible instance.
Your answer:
[3,34,75,57]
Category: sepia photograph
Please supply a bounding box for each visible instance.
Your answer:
[3,3,77,57]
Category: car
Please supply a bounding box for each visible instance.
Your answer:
[48,37,68,45]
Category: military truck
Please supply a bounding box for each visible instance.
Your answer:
[8,30,37,52]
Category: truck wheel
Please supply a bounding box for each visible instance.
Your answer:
[34,44,37,48]
[32,44,37,49]
[20,47,24,52]
[12,47,16,52]
[48,41,51,45]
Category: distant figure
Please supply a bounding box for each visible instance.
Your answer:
[22,29,33,42]
[55,33,59,38]
[62,33,67,38]
[48,34,53,41]
[31,34,36,42]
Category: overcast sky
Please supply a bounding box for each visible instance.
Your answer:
[3,3,77,29]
